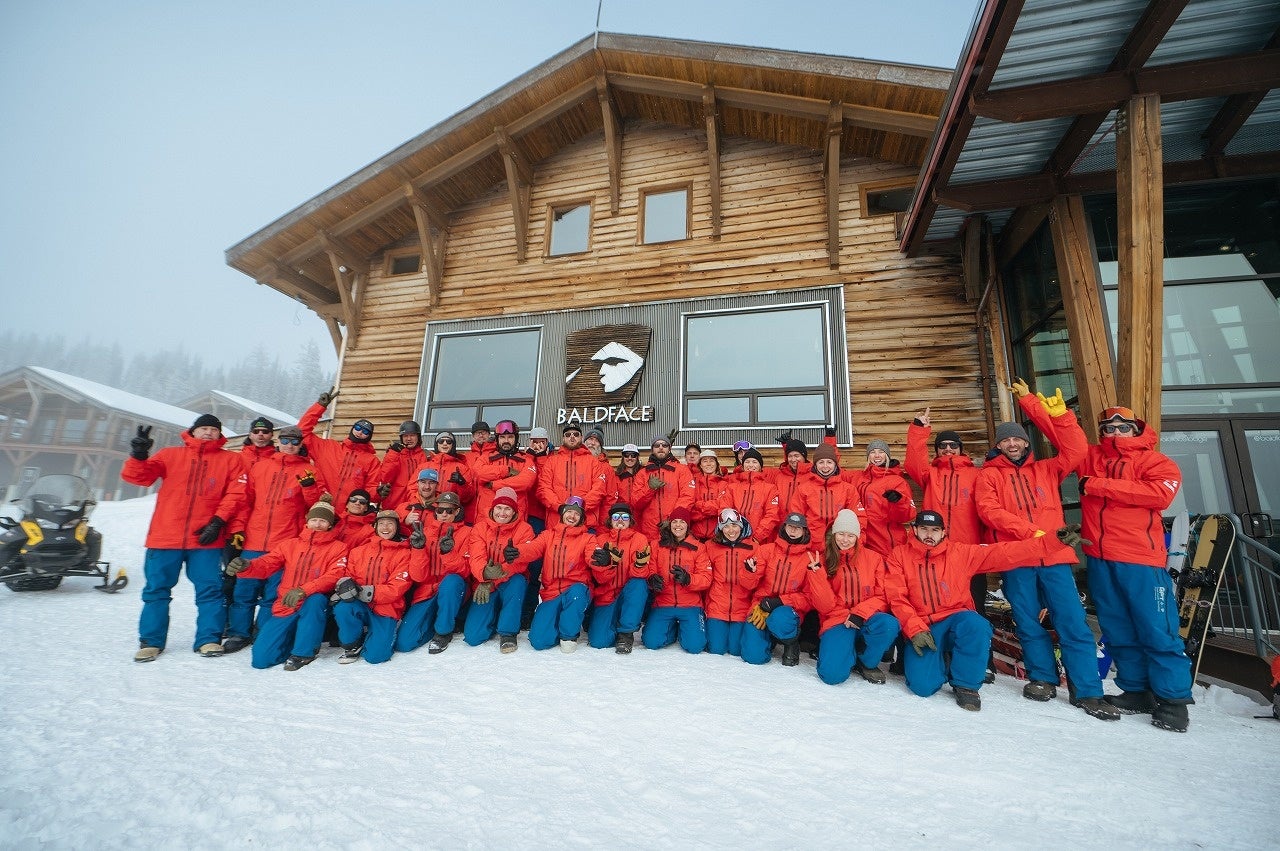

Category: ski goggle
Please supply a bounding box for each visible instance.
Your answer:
[351,424,373,435]
[611,512,632,523]
[277,436,301,446]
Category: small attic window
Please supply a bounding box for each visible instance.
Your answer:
[860,179,916,218]
[641,186,690,244]
[548,203,591,257]
[387,253,421,276]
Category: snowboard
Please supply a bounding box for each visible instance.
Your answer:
[1175,514,1236,681]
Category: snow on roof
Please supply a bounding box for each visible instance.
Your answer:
[207,390,296,426]
[27,366,201,429]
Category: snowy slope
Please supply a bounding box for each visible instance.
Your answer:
[1,496,1277,849]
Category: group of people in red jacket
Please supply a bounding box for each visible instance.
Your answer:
[125,379,1191,730]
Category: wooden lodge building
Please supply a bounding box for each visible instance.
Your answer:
[227,7,1278,537]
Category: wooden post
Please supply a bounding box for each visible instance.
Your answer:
[1049,194,1117,435]
[824,102,843,269]
[1115,94,1164,431]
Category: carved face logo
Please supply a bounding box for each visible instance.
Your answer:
[564,324,652,407]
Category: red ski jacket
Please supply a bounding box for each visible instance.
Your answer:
[237,451,324,552]
[976,397,1088,566]
[772,461,813,515]
[691,468,728,541]
[121,431,247,550]
[342,536,415,619]
[720,472,782,543]
[536,445,609,531]
[527,523,596,601]
[640,535,712,608]
[406,517,473,605]
[797,473,859,545]
[905,423,984,545]
[297,402,380,509]
[337,512,376,549]
[464,515,538,588]
[239,442,278,470]
[636,457,697,539]
[472,449,539,521]
[1076,423,1181,568]
[238,527,348,617]
[752,537,833,618]
[846,462,915,556]
[819,544,891,634]
[374,443,427,511]
[703,535,765,621]
[588,527,650,606]
[603,467,656,523]
[885,534,1051,639]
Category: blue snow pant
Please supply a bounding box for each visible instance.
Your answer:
[587,578,649,648]
[252,594,330,669]
[529,583,591,650]
[138,547,226,651]
[1003,563,1104,699]
[333,599,399,664]
[816,612,901,685]
[464,574,528,645]
[1086,556,1193,701]
[394,574,467,653]
[225,550,273,640]
[905,610,993,695]
[642,606,707,653]
[522,516,545,629]
[741,605,801,665]
[706,620,748,656]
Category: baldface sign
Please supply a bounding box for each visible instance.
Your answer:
[557,323,656,425]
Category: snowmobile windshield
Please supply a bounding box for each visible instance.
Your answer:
[19,475,95,520]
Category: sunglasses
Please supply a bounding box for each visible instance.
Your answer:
[436,438,454,444]
[352,425,373,435]
[610,512,632,522]
[278,436,301,446]
[347,497,370,505]
[1101,423,1135,434]
[250,428,272,435]
[653,441,671,448]
[434,506,456,514]
[937,441,961,450]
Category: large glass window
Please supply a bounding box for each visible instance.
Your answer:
[427,329,540,435]
[684,305,829,426]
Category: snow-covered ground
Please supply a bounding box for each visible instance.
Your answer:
[2,496,1277,849]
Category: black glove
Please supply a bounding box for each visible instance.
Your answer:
[1057,524,1093,548]
[317,386,338,407]
[824,425,837,438]
[775,429,792,444]
[449,470,466,486]
[646,574,665,593]
[846,613,866,630]
[130,425,153,461]
[222,532,244,563]
[332,577,360,603]
[409,521,426,550]
[884,490,903,504]
[358,585,375,603]
[665,427,679,444]
[671,566,691,586]
[195,517,225,546]
[438,525,455,554]
[910,630,937,656]
[1077,476,1090,495]
[376,482,392,500]
[502,537,519,564]
[758,595,783,613]
[297,469,316,488]
[389,440,404,453]
[591,547,612,567]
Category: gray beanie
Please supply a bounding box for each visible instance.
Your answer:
[994,421,1030,443]
[866,439,891,457]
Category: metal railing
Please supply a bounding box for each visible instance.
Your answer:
[1207,514,1280,661]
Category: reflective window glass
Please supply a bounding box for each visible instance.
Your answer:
[1244,429,1280,515]
[549,204,590,256]
[643,189,688,244]
[688,397,750,424]
[1159,430,1233,515]
[429,330,540,429]
[758,394,826,422]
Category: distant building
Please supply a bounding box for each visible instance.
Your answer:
[176,390,296,438]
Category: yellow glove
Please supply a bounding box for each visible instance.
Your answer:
[1036,387,1068,417]
[747,604,769,630]
[634,546,651,569]
[1033,529,1046,538]
[1009,378,1031,399]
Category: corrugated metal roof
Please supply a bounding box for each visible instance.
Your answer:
[910,0,1280,249]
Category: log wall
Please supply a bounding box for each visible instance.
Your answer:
[327,121,987,459]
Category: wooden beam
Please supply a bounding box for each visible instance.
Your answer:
[824,102,843,269]
[402,182,449,231]
[1049,195,1116,432]
[1115,94,1164,431]
[505,77,597,139]
[323,248,357,340]
[1203,27,1280,155]
[960,217,983,303]
[323,315,343,355]
[972,49,1280,123]
[995,202,1051,269]
[605,71,937,136]
[703,86,722,239]
[403,181,448,304]
[495,127,531,263]
[316,229,368,276]
[596,74,623,215]
[264,261,338,306]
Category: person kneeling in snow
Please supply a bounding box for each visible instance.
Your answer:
[525,497,596,652]
[330,509,413,664]
[816,509,899,685]
[395,492,472,656]
[884,510,1060,711]
[462,487,537,653]
[225,497,348,671]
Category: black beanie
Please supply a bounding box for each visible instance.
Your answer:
[742,448,765,466]
[935,430,963,450]
[784,439,808,460]
[191,413,221,432]
[249,416,274,432]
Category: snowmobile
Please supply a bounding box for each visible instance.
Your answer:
[0,474,126,593]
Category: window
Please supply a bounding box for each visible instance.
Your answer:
[641,187,689,244]
[548,203,590,256]
[683,305,830,426]
[425,328,541,439]
[386,252,421,276]
[860,178,916,219]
